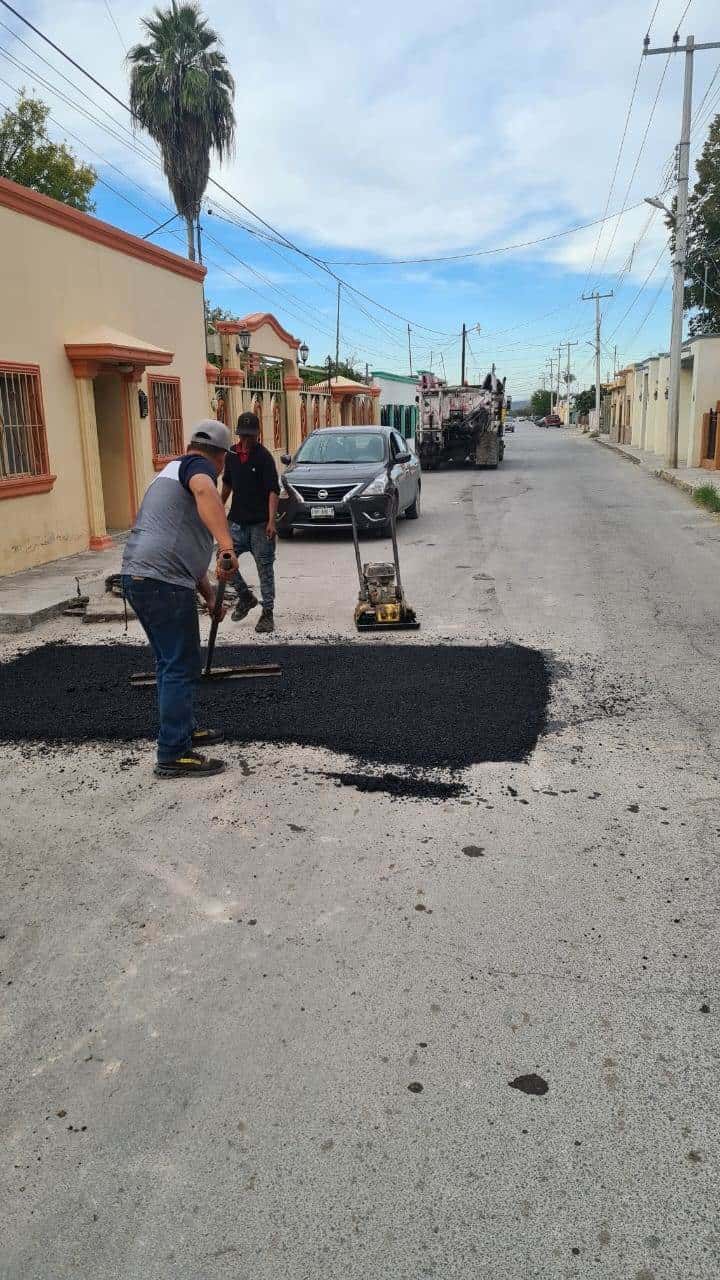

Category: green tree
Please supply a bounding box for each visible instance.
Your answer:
[0,92,96,211]
[128,1,235,261]
[574,387,596,418]
[205,300,240,329]
[530,388,552,416]
[302,358,367,387]
[684,113,720,335]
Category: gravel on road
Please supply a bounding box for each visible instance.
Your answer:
[0,640,551,770]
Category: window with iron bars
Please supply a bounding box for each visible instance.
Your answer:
[148,375,184,465]
[0,363,55,497]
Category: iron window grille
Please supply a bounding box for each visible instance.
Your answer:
[148,375,184,465]
[0,363,55,497]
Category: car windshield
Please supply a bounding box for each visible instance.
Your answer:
[294,432,386,465]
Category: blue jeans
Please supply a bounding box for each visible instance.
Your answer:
[230,520,276,610]
[123,576,201,764]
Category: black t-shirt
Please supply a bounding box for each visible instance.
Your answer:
[222,442,280,525]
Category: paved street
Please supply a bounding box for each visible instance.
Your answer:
[2,424,719,1279]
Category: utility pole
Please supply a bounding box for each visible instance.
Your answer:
[547,357,555,411]
[556,345,563,412]
[613,344,618,378]
[461,323,467,385]
[582,292,613,430]
[407,324,413,377]
[643,31,720,466]
[561,339,579,423]
[335,282,341,386]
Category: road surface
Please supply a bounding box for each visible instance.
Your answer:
[2,425,719,1279]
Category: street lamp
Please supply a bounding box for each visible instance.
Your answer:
[298,340,309,366]
[644,195,674,221]
[235,329,251,357]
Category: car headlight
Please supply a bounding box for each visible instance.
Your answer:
[362,472,389,496]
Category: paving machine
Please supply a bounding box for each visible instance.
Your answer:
[349,484,420,631]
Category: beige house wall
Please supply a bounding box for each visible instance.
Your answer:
[688,336,720,467]
[678,364,693,464]
[0,182,207,574]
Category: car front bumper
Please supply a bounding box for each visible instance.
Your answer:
[277,492,391,531]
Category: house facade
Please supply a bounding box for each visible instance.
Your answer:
[0,177,209,574]
[608,334,720,467]
[371,371,419,441]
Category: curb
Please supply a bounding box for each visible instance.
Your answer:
[593,436,641,465]
[0,597,78,635]
[591,436,713,499]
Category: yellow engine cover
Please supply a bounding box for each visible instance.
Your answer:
[375,602,401,623]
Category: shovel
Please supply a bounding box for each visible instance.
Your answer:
[130,553,282,687]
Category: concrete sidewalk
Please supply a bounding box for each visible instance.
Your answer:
[593,433,720,498]
[0,538,125,633]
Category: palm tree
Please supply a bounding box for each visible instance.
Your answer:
[128,1,235,261]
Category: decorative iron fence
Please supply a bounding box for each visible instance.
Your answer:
[299,390,331,440]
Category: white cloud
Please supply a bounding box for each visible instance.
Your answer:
[5,0,717,278]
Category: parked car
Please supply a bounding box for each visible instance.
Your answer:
[540,414,563,428]
[505,417,516,433]
[277,426,421,536]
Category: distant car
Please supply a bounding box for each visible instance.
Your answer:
[277,426,421,537]
[505,417,516,433]
[540,414,563,428]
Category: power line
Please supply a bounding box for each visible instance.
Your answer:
[320,200,660,267]
[594,50,674,279]
[102,0,126,54]
[0,61,422,366]
[0,0,456,338]
[607,244,667,341]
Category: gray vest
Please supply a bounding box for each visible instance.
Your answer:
[122,459,214,590]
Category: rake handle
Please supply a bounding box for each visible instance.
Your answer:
[204,551,234,678]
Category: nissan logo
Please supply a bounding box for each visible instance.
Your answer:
[318,489,328,499]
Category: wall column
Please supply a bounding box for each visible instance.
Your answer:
[284,375,303,454]
[72,364,112,551]
[370,387,381,425]
[220,369,244,429]
[123,372,153,511]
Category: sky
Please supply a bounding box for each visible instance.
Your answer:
[1,0,719,397]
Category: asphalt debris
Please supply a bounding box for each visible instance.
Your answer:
[1,642,550,771]
[508,1073,549,1096]
[462,845,485,857]
[322,771,466,801]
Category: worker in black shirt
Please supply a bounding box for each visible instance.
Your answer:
[221,411,280,633]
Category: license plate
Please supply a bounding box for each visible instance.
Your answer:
[310,505,334,519]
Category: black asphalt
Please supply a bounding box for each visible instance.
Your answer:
[0,642,551,769]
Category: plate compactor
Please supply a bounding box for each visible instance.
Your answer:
[349,484,420,632]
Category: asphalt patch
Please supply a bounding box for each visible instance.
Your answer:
[321,771,466,801]
[508,1073,549,1096]
[0,642,550,771]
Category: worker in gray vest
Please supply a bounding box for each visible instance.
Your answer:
[122,420,239,778]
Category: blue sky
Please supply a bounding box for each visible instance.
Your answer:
[1,0,719,396]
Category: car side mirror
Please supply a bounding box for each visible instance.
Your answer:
[280,453,291,466]
[395,451,411,464]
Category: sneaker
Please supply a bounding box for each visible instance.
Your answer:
[154,751,225,779]
[191,728,223,746]
[255,608,274,634]
[231,590,259,622]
